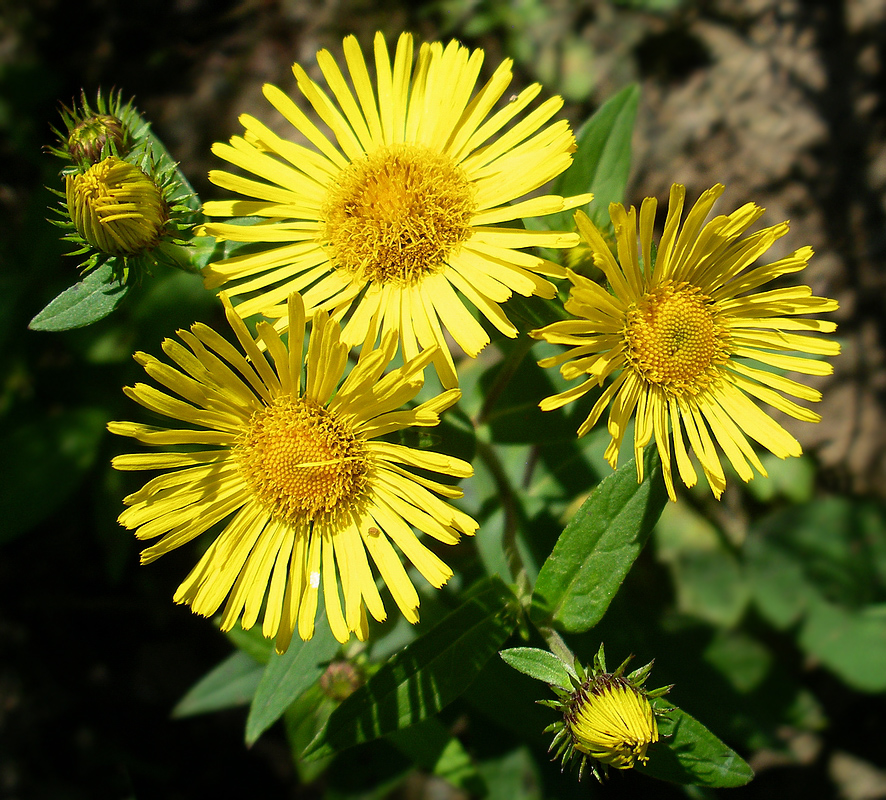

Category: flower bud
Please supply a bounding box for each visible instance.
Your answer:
[540,644,671,783]
[319,660,364,702]
[66,156,167,256]
[68,113,128,164]
[565,673,658,769]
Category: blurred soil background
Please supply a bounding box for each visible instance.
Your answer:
[1,0,885,797]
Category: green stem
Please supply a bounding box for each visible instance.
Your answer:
[536,625,576,671]
[474,438,530,598]
[474,334,536,427]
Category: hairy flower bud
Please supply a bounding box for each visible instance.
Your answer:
[68,113,128,164]
[66,156,167,255]
[565,674,658,769]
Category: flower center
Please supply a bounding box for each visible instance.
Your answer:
[321,144,476,286]
[235,397,368,523]
[622,281,728,395]
[66,156,167,255]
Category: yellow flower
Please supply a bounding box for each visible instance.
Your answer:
[109,292,477,652]
[67,156,167,255]
[542,644,669,783]
[532,183,840,499]
[567,678,659,770]
[199,31,592,388]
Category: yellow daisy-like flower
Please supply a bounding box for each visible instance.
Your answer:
[532,183,840,500]
[109,292,477,651]
[199,31,592,388]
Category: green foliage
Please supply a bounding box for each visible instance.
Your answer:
[646,704,755,787]
[531,447,668,632]
[387,717,487,794]
[548,83,641,233]
[172,650,265,718]
[28,262,129,331]
[8,15,865,799]
[656,502,748,626]
[747,497,886,691]
[246,606,343,745]
[304,577,519,760]
[499,647,575,691]
[0,407,108,544]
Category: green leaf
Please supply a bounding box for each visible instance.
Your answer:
[226,624,274,666]
[499,647,573,690]
[644,704,754,788]
[548,83,640,231]
[387,717,486,795]
[476,747,542,800]
[172,651,264,718]
[530,448,668,632]
[746,498,886,691]
[285,685,337,784]
[304,577,518,760]
[799,599,886,693]
[0,407,107,544]
[244,608,341,746]
[28,262,129,331]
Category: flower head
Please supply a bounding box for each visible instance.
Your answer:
[66,156,167,255]
[532,184,840,499]
[109,291,477,651]
[199,31,592,388]
[543,645,670,783]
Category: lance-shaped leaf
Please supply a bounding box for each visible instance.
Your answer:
[530,449,667,633]
[29,262,129,331]
[644,704,754,788]
[245,607,341,746]
[545,83,640,233]
[173,651,264,718]
[304,577,518,760]
[499,647,574,691]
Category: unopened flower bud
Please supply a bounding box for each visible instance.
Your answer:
[539,644,671,783]
[565,673,658,769]
[319,660,363,702]
[66,156,167,256]
[68,114,128,164]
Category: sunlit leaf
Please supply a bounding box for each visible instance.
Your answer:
[499,647,574,690]
[245,607,341,746]
[644,703,754,787]
[531,449,667,632]
[547,83,640,232]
